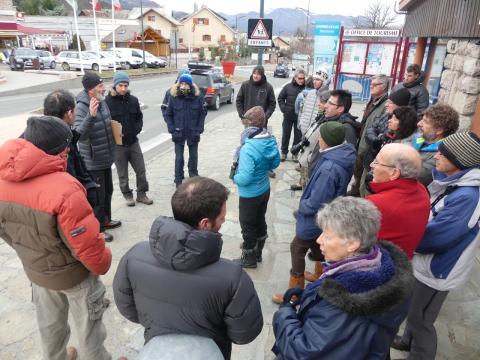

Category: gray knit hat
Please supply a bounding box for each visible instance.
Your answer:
[113,71,129,87]
[243,106,265,128]
[438,131,480,170]
[24,116,73,155]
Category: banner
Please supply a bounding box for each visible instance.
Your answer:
[313,21,341,76]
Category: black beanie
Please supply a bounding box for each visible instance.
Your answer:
[389,87,411,107]
[24,116,73,155]
[82,72,103,91]
[438,131,480,170]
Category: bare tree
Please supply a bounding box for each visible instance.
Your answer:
[353,1,398,29]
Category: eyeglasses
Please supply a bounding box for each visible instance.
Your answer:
[327,100,340,107]
[371,159,396,168]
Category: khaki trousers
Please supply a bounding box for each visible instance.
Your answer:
[32,274,111,360]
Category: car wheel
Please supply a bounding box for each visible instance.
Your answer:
[227,89,234,104]
[50,61,56,69]
[62,62,70,71]
[92,63,99,72]
[125,62,131,69]
[212,95,221,110]
[40,64,45,70]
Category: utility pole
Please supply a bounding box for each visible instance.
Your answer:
[258,0,264,65]
[140,0,146,70]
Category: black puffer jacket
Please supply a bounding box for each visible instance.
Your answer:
[236,68,276,121]
[74,90,115,170]
[113,216,263,360]
[105,89,143,146]
[393,72,430,115]
[317,112,361,146]
[277,78,305,122]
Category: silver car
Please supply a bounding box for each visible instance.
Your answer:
[36,50,56,69]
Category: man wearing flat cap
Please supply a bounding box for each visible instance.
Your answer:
[0,116,113,360]
[74,72,121,242]
[392,131,480,360]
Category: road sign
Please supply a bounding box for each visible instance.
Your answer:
[247,18,273,47]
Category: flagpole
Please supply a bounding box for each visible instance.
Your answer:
[111,0,116,72]
[72,0,84,74]
[92,0,102,73]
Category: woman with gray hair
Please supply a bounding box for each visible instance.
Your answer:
[272,197,414,359]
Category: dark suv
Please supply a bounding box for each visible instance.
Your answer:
[187,62,234,110]
[9,47,43,71]
[274,64,290,78]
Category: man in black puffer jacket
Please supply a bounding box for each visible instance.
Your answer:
[392,63,430,116]
[278,69,306,161]
[113,177,263,360]
[236,65,276,126]
[105,72,152,207]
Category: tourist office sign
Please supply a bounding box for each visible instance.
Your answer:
[247,18,273,47]
[343,29,401,37]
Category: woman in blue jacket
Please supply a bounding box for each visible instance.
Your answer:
[272,197,414,360]
[233,106,280,268]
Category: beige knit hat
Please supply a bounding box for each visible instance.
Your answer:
[243,106,265,128]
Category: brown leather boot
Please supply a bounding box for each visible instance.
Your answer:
[272,275,305,304]
[304,261,323,282]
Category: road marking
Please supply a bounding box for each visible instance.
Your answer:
[140,133,172,153]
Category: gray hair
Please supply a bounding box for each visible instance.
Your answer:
[317,197,380,254]
[371,74,389,91]
[382,143,422,179]
[294,69,306,78]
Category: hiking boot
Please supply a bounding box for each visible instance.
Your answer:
[272,275,305,304]
[256,235,267,263]
[391,336,410,352]
[304,261,323,282]
[281,153,287,162]
[233,248,257,268]
[124,194,135,207]
[105,220,122,229]
[67,346,77,360]
[290,184,303,191]
[104,232,114,242]
[136,193,153,205]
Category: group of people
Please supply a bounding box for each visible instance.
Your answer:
[0,62,479,360]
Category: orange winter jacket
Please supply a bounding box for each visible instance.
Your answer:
[0,139,112,290]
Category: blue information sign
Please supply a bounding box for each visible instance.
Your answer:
[314,21,341,76]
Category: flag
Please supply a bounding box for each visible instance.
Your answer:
[92,0,102,11]
[112,0,122,12]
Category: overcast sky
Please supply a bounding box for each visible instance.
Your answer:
[155,0,400,16]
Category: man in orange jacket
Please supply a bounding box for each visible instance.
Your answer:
[0,116,113,360]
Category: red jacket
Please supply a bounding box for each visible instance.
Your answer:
[367,178,430,258]
[0,139,111,290]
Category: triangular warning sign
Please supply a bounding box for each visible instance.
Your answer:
[251,20,269,39]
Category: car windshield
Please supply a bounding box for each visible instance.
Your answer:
[191,74,210,87]
[16,48,37,56]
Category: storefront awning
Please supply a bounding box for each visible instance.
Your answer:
[0,22,65,36]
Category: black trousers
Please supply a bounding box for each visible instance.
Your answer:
[89,168,113,232]
[239,190,270,249]
[281,116,302,154]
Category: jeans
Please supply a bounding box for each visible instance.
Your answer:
[281,116,302,154]
[114,142,149,196]
[89,169,113,232]
[401,279,449,360]
[290,236,324,276]
[32,274,111,360]
[174,142,198,184]
[239,190,270,249]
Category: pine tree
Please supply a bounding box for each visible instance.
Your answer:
[69,34,86,51]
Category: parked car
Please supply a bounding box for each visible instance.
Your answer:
[187,62,234,110]
[84,50,124,69]
[9,47,43,71]
[36,50,56,69]
[110,48,144,69]
[142,50,167,68]
[273,64,290,78]
[56,51,114,71]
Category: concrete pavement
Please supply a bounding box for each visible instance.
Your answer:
[0,103,479,359]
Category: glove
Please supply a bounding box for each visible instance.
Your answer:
[280,287,304,308]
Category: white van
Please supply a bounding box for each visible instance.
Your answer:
[109,47,144,69]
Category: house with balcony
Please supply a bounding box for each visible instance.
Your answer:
[128,7,180,44]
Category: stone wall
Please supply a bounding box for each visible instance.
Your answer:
[438,39,480,130]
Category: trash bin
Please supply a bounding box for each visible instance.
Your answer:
[221,61,236,76]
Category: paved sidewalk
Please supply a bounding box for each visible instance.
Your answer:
[0,106,479,359]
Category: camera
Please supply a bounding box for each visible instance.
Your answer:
[229,162,238,180]
[290,138,310,156]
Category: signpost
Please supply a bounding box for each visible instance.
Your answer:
[313,21,341,76]
[247,18,273,48]
[343,28,400,37]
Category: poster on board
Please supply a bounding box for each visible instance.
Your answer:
[366,43,396,75]
[341,43,367,74]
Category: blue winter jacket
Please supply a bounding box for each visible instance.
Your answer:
[234,133,280,198]
[296,143,356,240]
[272,242,413,360]
[163,84,207,145]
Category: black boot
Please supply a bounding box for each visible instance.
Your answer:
[233,248,257,268]
[255,235,267,263]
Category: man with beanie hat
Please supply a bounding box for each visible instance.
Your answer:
[0,116,114,360]
[273,121,356,303]
[392,131,480,360]
[163,69,207,187]
[236,65,276,126]
[75,72,121,241]
[412,103,459,186]
[105,71,153,207]
[232,106,280,268]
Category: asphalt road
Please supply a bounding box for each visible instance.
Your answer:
[0,70,290,157]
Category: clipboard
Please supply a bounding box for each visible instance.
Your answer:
[111,120,123,145]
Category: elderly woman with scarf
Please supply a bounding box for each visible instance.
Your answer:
[233,106,280,268]
[272,197,414,360]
